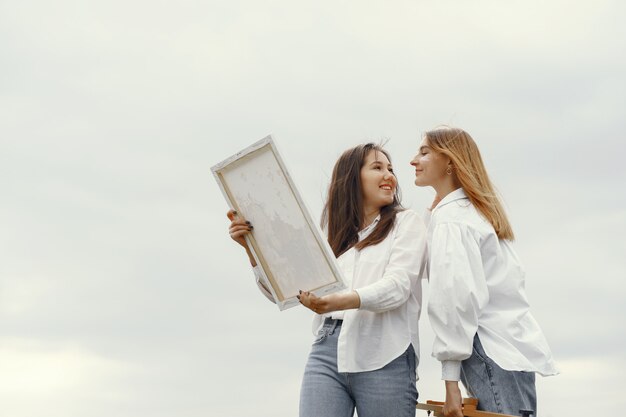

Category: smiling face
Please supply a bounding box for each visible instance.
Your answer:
[410,137,451,188]
[360,149,397,212]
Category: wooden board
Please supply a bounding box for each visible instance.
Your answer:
[416,398,521,417]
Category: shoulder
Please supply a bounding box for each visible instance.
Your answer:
[432,203,493,240]
[394,209,427,233]
[433,201,485,227]
[395,208,423,223]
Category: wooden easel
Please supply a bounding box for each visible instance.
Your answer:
[416,398,533,417]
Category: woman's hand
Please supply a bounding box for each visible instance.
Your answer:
[226,210,257,266]
[442,380,464,417]
[297,290,360,314]
[227,210,252,248]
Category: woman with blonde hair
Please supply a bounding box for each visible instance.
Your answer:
[410,127,558,417]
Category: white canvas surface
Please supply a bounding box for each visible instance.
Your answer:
[213,138,345,309]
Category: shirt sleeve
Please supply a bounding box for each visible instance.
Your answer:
[419,209,432,281]
[252,265,276,303]
[427,222,488,381]
[355,211,427,313]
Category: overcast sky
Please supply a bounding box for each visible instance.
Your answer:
[1,1,625,416]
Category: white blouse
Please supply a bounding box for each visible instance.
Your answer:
[425,188,559,381]
[253,209,427,373]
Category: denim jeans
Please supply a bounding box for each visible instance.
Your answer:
[299,319,418,417]
[461,334,537,416]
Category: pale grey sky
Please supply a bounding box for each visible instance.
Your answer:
[1,1,625,416]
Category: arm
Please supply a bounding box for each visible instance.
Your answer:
[252,266,276,303]
[428,222,488,379]
[427,222,488,415]
[298,212,426,314]
[227,210,276,303]
[443,381,464,417]
[355,210,427,312]
[298,290,360,314]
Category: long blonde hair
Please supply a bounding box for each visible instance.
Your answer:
[425,127,515,240]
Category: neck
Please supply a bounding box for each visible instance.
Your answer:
[431,180,461,210]
[362,206,380,229]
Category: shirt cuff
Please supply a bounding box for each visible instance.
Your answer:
[253,265,275,302]
[354,286,377,310]
[441,360,462,381]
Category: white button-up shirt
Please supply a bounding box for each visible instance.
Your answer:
[254,209,427,373]
[425,188,559,381]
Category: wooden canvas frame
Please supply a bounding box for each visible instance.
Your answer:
[416,398,520,417]
[211,135,346,310]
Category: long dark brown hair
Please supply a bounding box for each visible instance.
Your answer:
[321,143,403,257]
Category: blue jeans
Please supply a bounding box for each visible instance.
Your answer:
[461,334,537,416]
[299,319,418,417]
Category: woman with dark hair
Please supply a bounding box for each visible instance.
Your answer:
[228,143,427,417]
[410,127,558,417]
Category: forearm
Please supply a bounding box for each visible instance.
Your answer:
[443,380,463,417]
[429,301,476,380]
[356,275,411,312]
[428,223,487,379]
[429,284,478,379]
[245,246,257,267]
[298,290,360,314]
[330,291,361,311]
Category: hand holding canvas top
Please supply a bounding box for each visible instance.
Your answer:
[226,209,257,267]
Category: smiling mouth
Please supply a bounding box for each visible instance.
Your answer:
[380,184,393,190]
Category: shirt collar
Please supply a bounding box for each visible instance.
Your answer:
[432,188,468,213]
[359,214,381,238]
